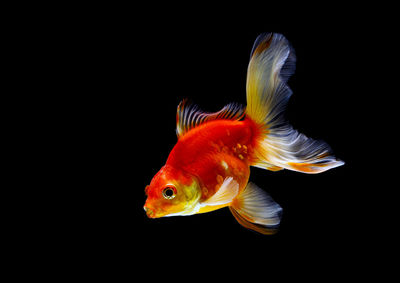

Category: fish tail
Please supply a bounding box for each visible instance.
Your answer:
[245,33,344,173]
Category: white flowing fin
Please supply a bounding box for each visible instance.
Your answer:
[230,182,282,235]
[201,177,239,206]
[257,128,345,173]
[246,32,295,127]
[246,33,344,173]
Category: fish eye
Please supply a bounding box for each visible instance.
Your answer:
[162,186,176,200]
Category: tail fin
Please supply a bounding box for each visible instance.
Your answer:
[245,33,344,173]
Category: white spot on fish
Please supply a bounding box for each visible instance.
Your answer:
[221,160,229,170]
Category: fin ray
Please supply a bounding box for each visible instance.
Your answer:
[176,100,244,138]
[230,182,282,234]
[246,33,295,127]
[256,128,345,173]
[246,33,344,173]
[229,207,278,235]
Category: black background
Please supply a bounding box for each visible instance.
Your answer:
[35,12,391,280]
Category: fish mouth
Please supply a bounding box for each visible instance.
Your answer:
[143,206,155,218]
[143,205,164,218]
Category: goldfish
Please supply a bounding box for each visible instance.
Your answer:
[143,33,344,234]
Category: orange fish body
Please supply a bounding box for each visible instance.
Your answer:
[167,118,257,211]
[144,33,344,234]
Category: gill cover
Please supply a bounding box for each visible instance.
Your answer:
[163,179,202,217]
[144,165,202,218]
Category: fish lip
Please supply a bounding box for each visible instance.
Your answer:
[144,205,162,218]
[143,205,153,218]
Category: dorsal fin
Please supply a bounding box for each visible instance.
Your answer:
[176,99,245,138]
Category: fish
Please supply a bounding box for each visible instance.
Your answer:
[143,33,344,234]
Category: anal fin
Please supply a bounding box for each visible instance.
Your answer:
[230,182,282,235]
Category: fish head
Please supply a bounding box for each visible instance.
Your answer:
[144,165,201,218]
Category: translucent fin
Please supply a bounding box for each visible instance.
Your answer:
[246,33,295,127]
[230,182,282,235]
[176,100,244,138]
[251,160,283,172]
[256,128,345,173]
[201,177,239,206]
[246,33,344,173]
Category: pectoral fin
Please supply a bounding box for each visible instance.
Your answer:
[201,177,239,206]
[230,182,282,235]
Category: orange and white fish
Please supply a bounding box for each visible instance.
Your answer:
[144,33,344,234]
